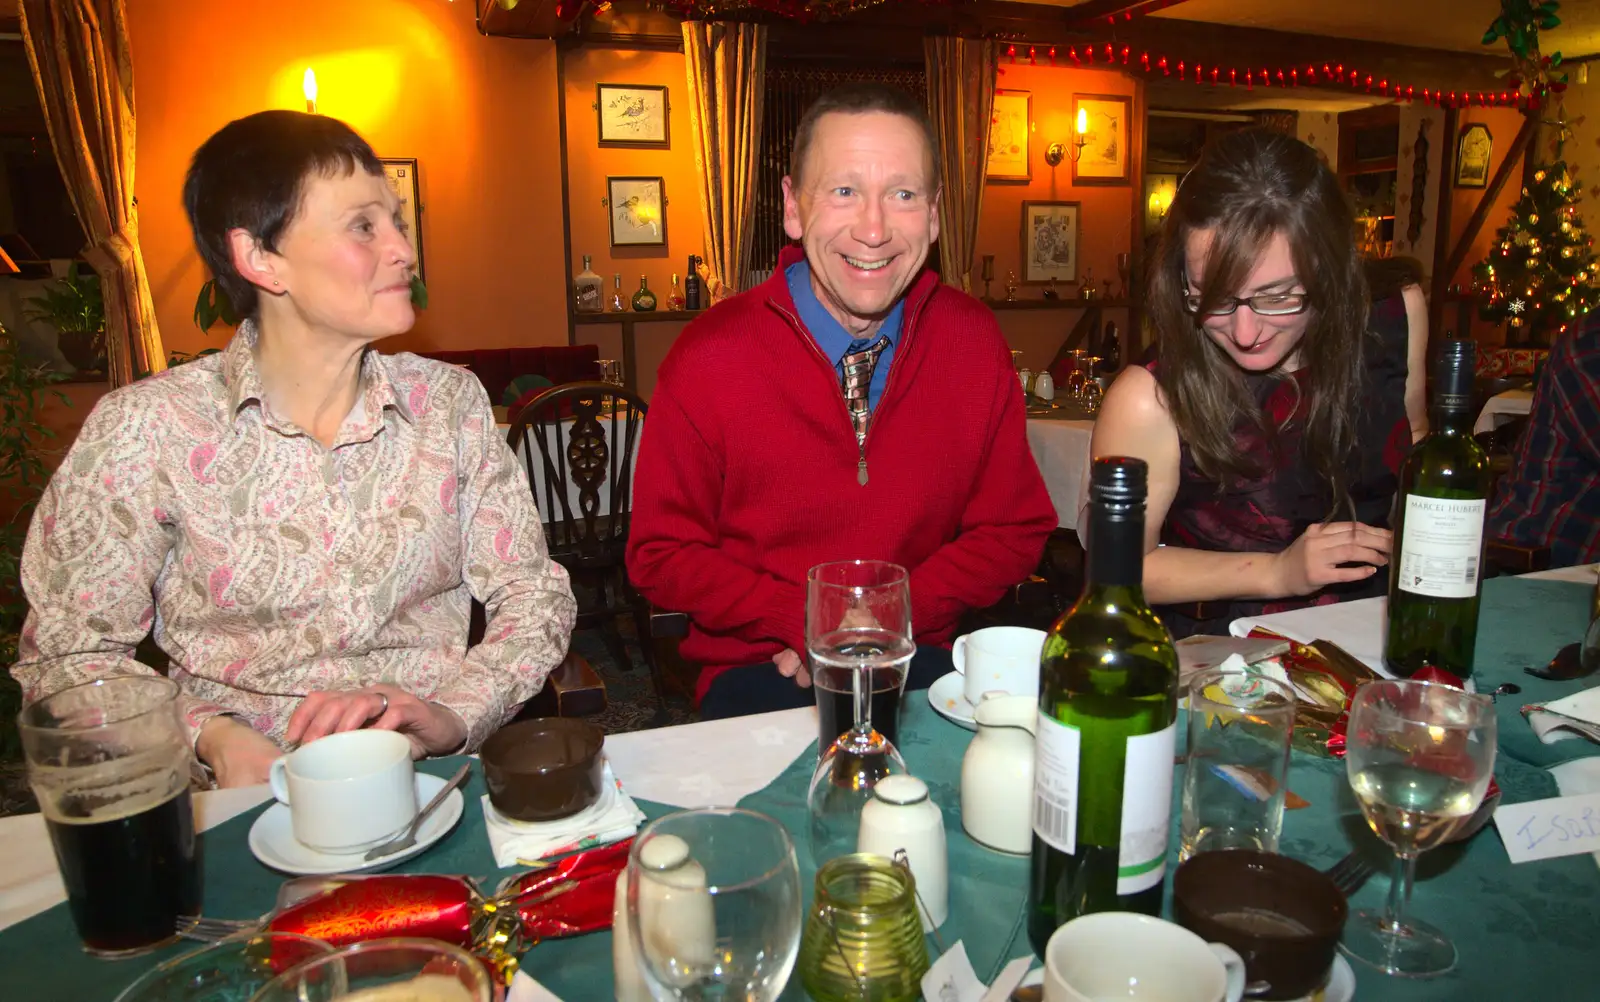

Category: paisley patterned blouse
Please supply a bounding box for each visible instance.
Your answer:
[12,322,576,753]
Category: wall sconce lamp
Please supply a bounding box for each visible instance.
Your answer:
[303,68,318,114]
[1044,107,1091,167]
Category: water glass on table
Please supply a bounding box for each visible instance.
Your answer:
[19,675,202,958]
[250,938,494,1001]
[806,559,914,865]
[112,931,334,1002]
[1342,679,1497,977]
[1180,668,1296,860]
[624,808,803,1002]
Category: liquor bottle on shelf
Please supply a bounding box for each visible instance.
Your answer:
[1385,337,1491,679]
[666,273,685,311]
[1027,457,1179,955]
[631,275,658,313]
[1099,322,1121,373]
[684,255,703,311]
[573,255,603,314]
[610,274,625,313]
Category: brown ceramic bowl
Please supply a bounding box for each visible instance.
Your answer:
[1173,849,1348,1001]
[480,718,605,822]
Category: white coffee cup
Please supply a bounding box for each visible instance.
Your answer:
[951,626,1046,705]
[1043,912,1247,1002]
[268,729,417,853]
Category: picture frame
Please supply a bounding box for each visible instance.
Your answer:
[986,90,1031,182]
[379,158,424,282]
[1456,123,1492,189]
[597,84,669,148]
[1021,201,1080,285]
[1071,94,1132,186]
[607,176,667,247]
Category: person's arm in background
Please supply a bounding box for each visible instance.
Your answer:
[627,368,807,657]
[1091,366,1392,603]
[1402,283,1430,441]
[907,334,1056,639]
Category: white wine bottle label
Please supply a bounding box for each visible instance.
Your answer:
[1397,495,1487,599]
[1117,723,1176,896]
[1032,712,1081,854]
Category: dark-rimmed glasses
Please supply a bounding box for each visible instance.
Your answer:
[1183,291,1310,317]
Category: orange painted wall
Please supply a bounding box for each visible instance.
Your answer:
[1446,107,1527,346]
[563,47,705,303]
[126,0,568,358]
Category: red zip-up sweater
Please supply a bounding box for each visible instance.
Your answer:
[627,247,1056,703]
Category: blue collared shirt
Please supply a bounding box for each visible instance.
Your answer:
[785,260,903,412]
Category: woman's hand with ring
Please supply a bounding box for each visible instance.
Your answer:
[284,685,468,758]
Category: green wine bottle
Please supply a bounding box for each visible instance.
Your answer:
[1027,457,1179,955]
[1385,338,1491,679]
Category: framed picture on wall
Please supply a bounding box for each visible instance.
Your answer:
[1071,94,1132,185]
[597,84,669,148]
[987,90,1031,182]
[607,176,667,247]
[380,158,424,282]
[1021,200,1079,284]
[1456,123,1492,188]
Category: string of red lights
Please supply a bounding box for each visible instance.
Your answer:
[996,41,1547,112]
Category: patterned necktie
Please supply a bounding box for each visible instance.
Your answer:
[840,335,890,445]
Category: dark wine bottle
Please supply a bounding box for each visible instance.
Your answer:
[684,255,702,311]
[1384,338,1491,679]
[1027,457,1179,955]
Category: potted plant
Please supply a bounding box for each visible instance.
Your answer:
[23,263,105,375]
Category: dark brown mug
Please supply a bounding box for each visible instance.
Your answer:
[480,718,605,822]
[1173,849,1348,1001]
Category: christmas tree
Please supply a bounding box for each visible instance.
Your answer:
[1473,162,1599,343]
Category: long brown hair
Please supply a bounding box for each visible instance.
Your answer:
[1148,128,1370,510]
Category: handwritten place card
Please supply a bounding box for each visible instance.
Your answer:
[1494,791,1600,863]
[922,941,986,1002]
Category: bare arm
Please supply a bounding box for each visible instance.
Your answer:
[1090,367,1390,604]
[1402,284,1430,441]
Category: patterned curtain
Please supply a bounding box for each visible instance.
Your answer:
[20,0,163,386]
[682,21,767,302]
[923,37,998,294]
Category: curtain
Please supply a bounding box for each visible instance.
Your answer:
[682,21,767,303]
[21,0,163,386]
[923,37,998,294]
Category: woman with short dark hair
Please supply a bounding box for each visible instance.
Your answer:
[12,111,576,787]
[1090,128,1409,637]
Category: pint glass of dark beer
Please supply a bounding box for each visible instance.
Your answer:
[20,675,202,957]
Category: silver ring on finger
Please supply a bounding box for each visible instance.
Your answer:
[376,692,389,717]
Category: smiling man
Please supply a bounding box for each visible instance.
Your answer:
[627,83,1055,719]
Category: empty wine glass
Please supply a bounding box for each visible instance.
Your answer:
[1078,356,1105,413]
[805,560,914,865]
[626,807,803,1001]
[1342,680,1497,977]
[250,937,494,1001]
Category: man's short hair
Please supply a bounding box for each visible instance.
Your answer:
[789,83,940,192]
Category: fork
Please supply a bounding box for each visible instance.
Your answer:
[1323,850,1378,897]
[177,915,261,943]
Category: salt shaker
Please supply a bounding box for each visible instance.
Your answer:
[1033,370,1055,402]
[1018,368,1033,396]
[613,834,716,1001]
[857,774,948,931]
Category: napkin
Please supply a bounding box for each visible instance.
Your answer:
[1525,685,1600,744]
[482,762,647,868]
[508,970,563,1002]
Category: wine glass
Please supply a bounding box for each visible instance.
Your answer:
[250,937,494,1001]
[1342,680,1497,977]
[805,560,914,865]
[626,807,803,1001]
[112,931,333,1002]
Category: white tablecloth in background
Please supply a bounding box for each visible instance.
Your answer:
[1474,388,1534,435]
[1026,417,1095,532]
[0,708,818,935]
[498,415,643,521]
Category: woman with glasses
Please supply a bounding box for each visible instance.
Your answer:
[1090,128,1409,638]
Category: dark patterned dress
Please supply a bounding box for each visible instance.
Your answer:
[1152,304,1412,638]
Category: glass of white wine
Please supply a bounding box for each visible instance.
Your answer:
[1342,680,1497,977]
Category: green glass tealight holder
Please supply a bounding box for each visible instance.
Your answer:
[798,853,930,1002]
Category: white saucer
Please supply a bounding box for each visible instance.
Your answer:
[927,671,977,730]
[248,772,464,876]
[1015,953,1354,1001]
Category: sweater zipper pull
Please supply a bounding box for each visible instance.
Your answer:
[857,440,868,486]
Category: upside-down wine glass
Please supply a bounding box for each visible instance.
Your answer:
[804,560,914,866]
[1342,680,1497,978]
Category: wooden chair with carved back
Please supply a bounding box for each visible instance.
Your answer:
[506,381,664,717]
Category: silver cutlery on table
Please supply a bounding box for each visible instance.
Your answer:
[365,761,471,861]
[1323,850,1378,897]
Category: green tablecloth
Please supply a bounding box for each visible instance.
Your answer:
[1472,576,1598,767]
